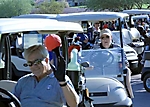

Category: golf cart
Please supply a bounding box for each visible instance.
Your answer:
[122,9,150,73]
[52,12,138,73]
[141,39,150,92]
[122,9,150,28]
[122,9,150,44]
[49,12,133,106]
[0,18,83,81]
[141,50,150,92]
[0,18,86,107]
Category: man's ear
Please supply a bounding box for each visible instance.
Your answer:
[45,58,49,63]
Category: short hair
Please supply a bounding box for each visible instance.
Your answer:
[24,45,49,60]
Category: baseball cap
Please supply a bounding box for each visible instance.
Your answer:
[44,34,61,51]
[100,28,112,37]
[94,21,100,24]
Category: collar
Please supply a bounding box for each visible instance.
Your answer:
[29,71,55,79]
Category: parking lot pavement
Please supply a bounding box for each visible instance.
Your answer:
[131,74,150,107]
[131,74,142,85]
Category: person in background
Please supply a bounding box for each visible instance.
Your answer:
[77,33,92,49]
[144,24,150,36]
[87,22,101,44]
[68,36,81,58]
[13,44,79,107]
[99,28,134,99]
[103,21,109,29]
[109,21,116,31]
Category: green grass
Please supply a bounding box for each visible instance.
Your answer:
[70,5,87,8]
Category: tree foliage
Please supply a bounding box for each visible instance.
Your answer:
[133,0,149,9]
[86,0,150,11]
[0,0,32,18]
[34,0,66,14]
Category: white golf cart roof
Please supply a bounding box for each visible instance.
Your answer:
[122,9,150,15]
[12,14,57,19]
[13,12,129,22]
[132,14,149,20]
[0,18,83,34]
[54,12,129,22]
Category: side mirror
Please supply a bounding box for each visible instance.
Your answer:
[80,61,94,70]
[80,61,90,67]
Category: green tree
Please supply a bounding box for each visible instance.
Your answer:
[34,0,66,14]
[86,0,128,11]
[0,0,32,18]
[122,0,135,9]
[86,0,150,11]
[133,0,149,9]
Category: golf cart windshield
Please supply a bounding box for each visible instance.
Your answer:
[23,34,43,49]
[112,29,132,45]
[81,48,124,78]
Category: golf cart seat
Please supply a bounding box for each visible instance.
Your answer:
[0,80,17,92]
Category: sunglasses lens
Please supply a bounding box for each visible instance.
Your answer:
[23,63,28,67]
[34,59,42,65]
[28,62,33,67]
[23,58,45,67]
[23,62,32,67]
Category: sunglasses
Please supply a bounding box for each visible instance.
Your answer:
[101,35,110,39]
[23,58,45,67]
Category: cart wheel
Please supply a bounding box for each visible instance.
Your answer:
[143,73,150,92]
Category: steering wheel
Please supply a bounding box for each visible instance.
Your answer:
[89,50,114,68]
[0,88,21,107]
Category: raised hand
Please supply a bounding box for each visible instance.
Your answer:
[52,47,66,82]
